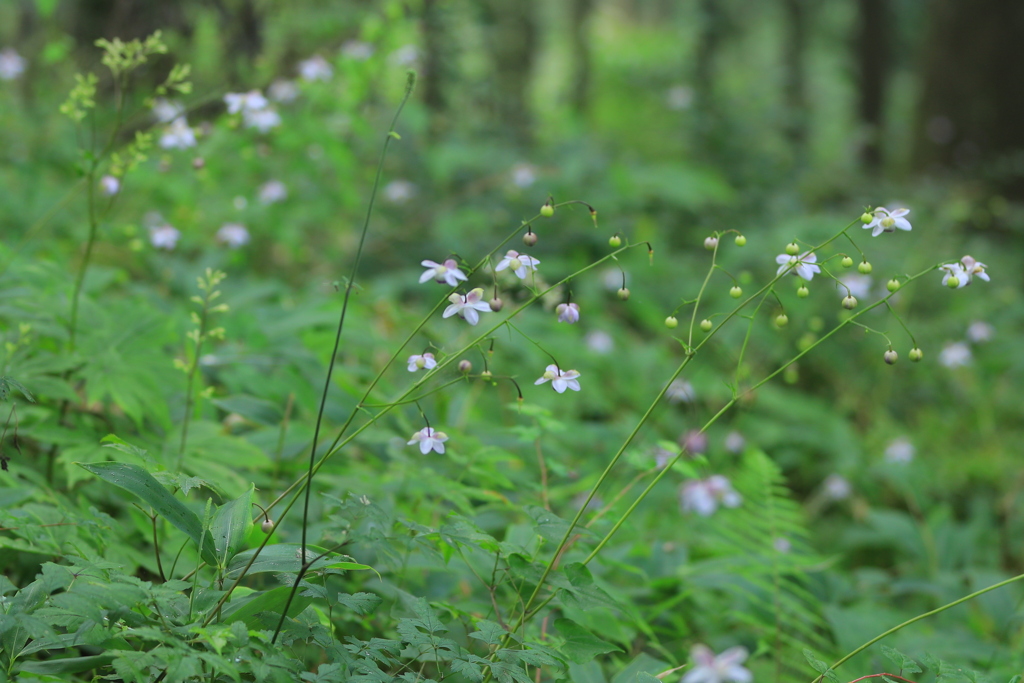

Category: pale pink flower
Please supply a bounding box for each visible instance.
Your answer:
[556,303,580,324]
[495,250,540,279]
[443,288,492,325]
[420,259,467,287]
[534,365,581,393]
[408,427,447,455]
[682,645,751,683]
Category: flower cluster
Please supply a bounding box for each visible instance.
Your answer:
[680,476,741,517]
[223,88,281,133]
[940,255,990,289]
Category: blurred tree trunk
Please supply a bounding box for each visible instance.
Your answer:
[568,0,595,115]
[914,0,1024,195]
[781,0,809,163]
[478,0,538,145]
[856,0,888,169]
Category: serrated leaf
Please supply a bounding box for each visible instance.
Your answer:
[209,485,253,565]
[803,649,838,683]
[220,586,312,630]
[880,645,922,675]
[78,462,218,565]
[225,544,371,580]
[337,592,382,615]
[469,619,508,646]
[555,618,621,664]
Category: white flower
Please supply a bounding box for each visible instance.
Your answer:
[0,48,27,81]
[823,474,851,500]
[298,56,333,82]
[149,224,181,250]
[100,175,120,196]
[243,108,281,133]
[495,250,540,280]
[681,645,751,683]
[864,207,912,237]
[556,303,580,324]
[966,321,993,343]
[159,118,196,150]
[839,274,872,299]
[408,427,447,455]
[258,180,288,204]
[342,40,374,60]
[217,223,250,248]
[939,341,972,368]
[420,259,468,287]
[666,379,695,404]
[407,353,437,372]
[585,330,614,354]
[384,179,417,204]
[940,262,968,289]
[724,431,745,454]
[775,251,820,281]
[680,476,741,517]
[152,98,185,123]
[224,89,268,115]
[534,364,581,393]
[959,255,990,284]
[443,288,492,325]
[884,437,915,464]
[268,79,299,103]
[389,45,420,67]
[510,163,537,188]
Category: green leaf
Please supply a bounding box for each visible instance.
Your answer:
[211,395,282,427]
[225,544,372,580]
[78,462,218,565]
[220,586,312,630]
[18,654,115,675]
[803,649,838,683]
[880,645,922,675]
[336,592,382,615]
[209,485,254,565]
[555,618,621,664]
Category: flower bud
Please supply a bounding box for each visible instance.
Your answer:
[785,242,800,256]
[617,287,630,301]
[860,212,873,224]
[797,285,809,298]
[665,316,678,329]
[458,359,472,374]
[946,275,960,288]
[700,319,713,332]
[704,236,718,251]
[609,234,622,248]
[734,235,747,247]
[261,519,275,533]
[909,347,923,362]
[841,256,854,268]
[775,313,789,327]
[729,286,742,298]
[481,370,493,381]
[523,231,538,247]
[884,349,898,365]
[842,295,857,309]
[489,297,504,312]
[540,203,554,217]
[886,279,900,292]
[858,261,873,274]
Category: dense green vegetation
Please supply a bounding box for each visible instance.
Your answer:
[1,2,1022,682]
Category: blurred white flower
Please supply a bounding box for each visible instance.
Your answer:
[420,258,467,287]
[268,79,299,103]
[839,274,872,299]
[100,175,120,196]
[535,364,581,394]
[556,303,580,324]
[258,180,287,204]
[773,537,792,553]
[724,431,745,454]
[680,476,741,517]
[389,44,420,67]
[298,55,333,82]
[585,330,614,354]
[864,207,912,237]
[384,179,417,204]
[823,474,851,500]
[0,48,26,81]
[217,223,250,248]
[884,437,915,464]
[667,379,695,404]
[966,321,993,343]
[243,108,281,133]
[408,427,447,455]
[152,98,185,123]
[159,118,196,149]
[149,224,181,250]
[407,353,437,372]
[341,40,374,61]
[939,341,972,368]
[681,430,708,455]
[443,288,492,325]
[776,251,820,281]
[665,85,694,111]
[224,89,268,115]
[495,249,540,279]
[510,163,537,188]
[959,255,990,285]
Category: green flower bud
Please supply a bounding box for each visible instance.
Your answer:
[946,275,960,288]
[785,242,800,256]
[700,319,713,332]
[886,279,900,292]
[858,261,873,274]
[729,286,742,298]
[734,234,747,247]
[842,295,857,309]
[665,316,678,329]
[884,349,898,365]
[841,256,854,268]
[609,235,622,248]
[458,360,472,373]
[775,313,789,327]
[617,287,630,301]
[860,212,873,224]
[704,236,718,250]
[909,347,923,362]
[540,203,554,217]
[797,285,809,298]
